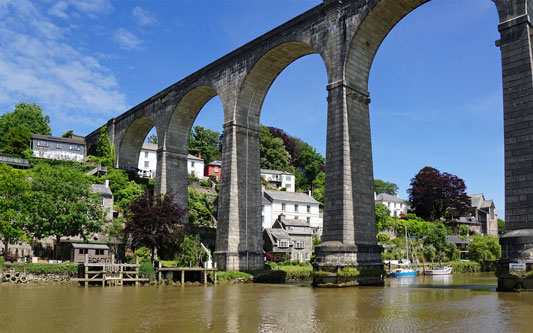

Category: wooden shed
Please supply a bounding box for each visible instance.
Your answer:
[71,243,110,263]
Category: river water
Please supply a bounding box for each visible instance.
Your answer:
[1,273,532,332]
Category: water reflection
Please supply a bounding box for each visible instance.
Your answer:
[1,274,533,332]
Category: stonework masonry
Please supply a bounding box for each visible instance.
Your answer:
[85,0,533,271]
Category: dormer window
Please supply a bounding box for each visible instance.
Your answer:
[278,240,289,248]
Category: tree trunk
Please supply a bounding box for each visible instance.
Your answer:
[55,236,61,259]
[3,242,8,257]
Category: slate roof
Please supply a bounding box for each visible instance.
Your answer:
[72,243,109,250]
[264,190,318,204]
[141,142,158,151]
[265,228,290,241]
[208,160,222,166]
[469,194,495,209]
[91,184,113,197]
[32,134,85,145]
[282,219,310,227]
[187,154,204,161]
[375,193,406,203]
[446,235,470,245]
[262,196,271,205]
[261,169,294,176]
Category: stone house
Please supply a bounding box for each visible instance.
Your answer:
[450,193,498,236]
[261,169,295,192]
[262,190,322,234]
[31,134,85,162]
[263,214,313,262]
[91,180,114,221]
[374,192,408,217]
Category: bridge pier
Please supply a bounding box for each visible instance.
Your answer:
[314,81,383,287]
[494,0,533,291]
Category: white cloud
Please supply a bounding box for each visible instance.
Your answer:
[70,0,112,17]
[133,6,157,26]
[112,28,143,50]
[0,0,127,133]
[48,1,69,19]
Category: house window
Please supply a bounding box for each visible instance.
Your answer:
[145,151,149,158]
[295,240,304,248]
[286,175,291,180]
[295,204,299,212]
[278,240,289,248]
[95,249,104,255]
[144,161,149,168]
[394,203,397,208]
[56,143,62,149]
[307,205,310,213]
[281,203,286,211]
[78,249,88,254]
[307,217,310,224]
[38,141,49,147]
[262,205,265,212]
[191,161,195,167]
[214,166,219,172]
[286,184,291,189]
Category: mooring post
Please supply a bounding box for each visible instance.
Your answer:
[181,270,184,286]
[158,261,162,283]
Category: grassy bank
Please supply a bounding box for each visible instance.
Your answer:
[0,262,79,276]
[253,264,313,283]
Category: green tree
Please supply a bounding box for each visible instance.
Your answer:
[374,179,399,195]
[104,168,144,211]
[295,144,324,191]
[0,102,51,139]
[29,165,105,258]
[62,130,74,138]
[1,125,32,156]
[146,134,158,144]
[423,223,448,259]
[459,225,469,237]
[0,164,32,255]
[423,244,437,263]
[498,218,505,234]
[375,204,392,232]
[188,126,222,164]
[311,171,325,203]
[468,235,501,262]
[95,125,115,167]
[188,188,215,226]
[175,234,207,267]
[259,126,292,171]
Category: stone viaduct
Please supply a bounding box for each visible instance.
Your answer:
[86,0,533,273]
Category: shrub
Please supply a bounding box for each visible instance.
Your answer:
[337,267,360,278]
[139,262,155,280]
[14,263,79,275]
[217,271,253,284]
[377,233,391,244]
[0,255,4,268]
[468,235,501,262]
[451,261,482,273]
[133,247,151,263]
[254,270,287,283]
[5,252,18,263]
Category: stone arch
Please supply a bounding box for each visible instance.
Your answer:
[117,115,157,170]
[165,85,220,154]
[344,0,429,93]
[234,41,329,126]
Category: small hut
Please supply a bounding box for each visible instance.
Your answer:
[71,243,110,263]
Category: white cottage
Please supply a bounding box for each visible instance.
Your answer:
[375,193,408,217]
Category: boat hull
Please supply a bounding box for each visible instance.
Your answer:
[388,270,418,277]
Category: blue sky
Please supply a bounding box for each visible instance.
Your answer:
[0,0,504,217]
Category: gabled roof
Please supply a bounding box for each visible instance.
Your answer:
[469,193,495,209]
[72,243,109,250]
[262,196,271,205]
[141,142,158,151]
[265,228,290,241]
[208,160,222,166]
[375,193,406,203]
[91,184,113,197]
[264,190,318,204]
[282,219,310,227]
[187,154,204,161]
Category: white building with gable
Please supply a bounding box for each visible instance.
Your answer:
[262,189,322,234]
[375,192,408,217]
[138,143,205,178]
[261,169,295,192]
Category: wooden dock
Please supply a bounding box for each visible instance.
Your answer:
[75,255,149,286]
[156,265,217,285]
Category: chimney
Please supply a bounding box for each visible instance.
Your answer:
[393,193,398,198]
[105,179,109,188]
[278,213,285,222]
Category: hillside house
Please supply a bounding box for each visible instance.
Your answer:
[204,160,222,180]
[263,214,313,262]
[261,169,295,192]
[31,134,85,162]
[375,193,408,217]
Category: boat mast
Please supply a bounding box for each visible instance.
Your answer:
[405,225,408,264]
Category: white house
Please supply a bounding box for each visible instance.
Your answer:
[375,193,408,217]
[138,143,158,178]
[261,169,295,192]
[262,190,322,234]
[187,154,205,178]
[31,134,85,162]
[138,143,205,178]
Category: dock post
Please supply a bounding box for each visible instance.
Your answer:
[181,270,184,285]
[214,270,217,284]
[204,269,207,285]
[158,261,162,283]
[84,254,89,287]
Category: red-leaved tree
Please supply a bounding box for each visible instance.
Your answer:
[407,166,471,221]
[123,191,188,260]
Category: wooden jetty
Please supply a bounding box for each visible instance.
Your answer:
[76,255,149,287]
[156,262,217,285]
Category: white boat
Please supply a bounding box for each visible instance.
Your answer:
[425,266,452,275]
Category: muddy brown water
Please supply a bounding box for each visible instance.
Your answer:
[1,273,532,332]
